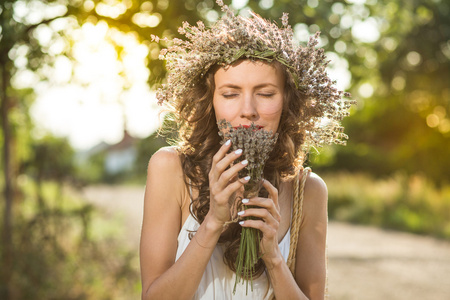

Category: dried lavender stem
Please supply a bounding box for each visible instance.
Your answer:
[218,120,278,295]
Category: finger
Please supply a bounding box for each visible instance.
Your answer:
[210,140,233,181]
[216,158,248,190]
[239,219,277,240]
[262,179,279,207]
[213,176,250,205]
[241,197,274,209]
[222,175,250,196]
[215,148,243,174]
[210,148,243,183]
[237,208,279,226]
[241,197,281,222]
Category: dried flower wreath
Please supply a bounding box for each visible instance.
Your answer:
[152,0,355,150]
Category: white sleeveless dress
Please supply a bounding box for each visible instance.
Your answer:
[175,214,291,299]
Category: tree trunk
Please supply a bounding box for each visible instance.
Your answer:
[0,60,14,300]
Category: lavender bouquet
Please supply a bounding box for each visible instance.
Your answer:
[217,120,279,294]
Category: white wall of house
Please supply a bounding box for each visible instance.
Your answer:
[105,147,136,174]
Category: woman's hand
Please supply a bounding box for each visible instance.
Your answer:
[206,140,250,229]
[237,179,283,268]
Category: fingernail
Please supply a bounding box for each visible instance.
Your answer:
[242,198,249,204]
[239,221,245,225]
[235,149,243,155]
[241,159,248,165]
[237,211,245,216]
[243,176,250,181]
[225,140,231,146]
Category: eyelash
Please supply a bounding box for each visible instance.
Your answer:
[222,93,275,98]
[223,94,238,99]
[258,93,274,98]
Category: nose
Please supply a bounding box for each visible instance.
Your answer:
[240,93,258,121]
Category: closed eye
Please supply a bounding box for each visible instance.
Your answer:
[222,93,239,99]
[258,93,275,98]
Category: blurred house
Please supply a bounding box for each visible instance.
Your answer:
[77,130,138,178]
[103,130,137,175]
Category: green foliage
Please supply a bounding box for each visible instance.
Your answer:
[0,177,140,299]
[22,135,75,183]
[75,151,107,184]
[324,172,450,239]
[4,0,446,185]
[134,131,169,178]
[81,0,448,184]
[279,0,450,184]
[133,116,178,181]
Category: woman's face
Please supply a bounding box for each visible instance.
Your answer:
[213,60,284,133]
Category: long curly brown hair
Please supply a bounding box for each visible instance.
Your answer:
[165,59,309,277]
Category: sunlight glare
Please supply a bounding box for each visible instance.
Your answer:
[13,0,67,25]
[232,0,249,9]
[351,17,380,43]
[359,83,374,98]
[32,20,159,150]
[325,52,352,90]
[95,0,127,19]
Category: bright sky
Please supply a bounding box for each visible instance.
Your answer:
[28,21,162,150]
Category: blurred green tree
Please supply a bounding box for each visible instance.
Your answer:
[0,0,123,297]
[21,135,75,207]
[239,0,449,183]
[74,0,449,183]
[4,0,447,191]
[307,0,450,184]
[134,116,178,179]
[0,0,73,295]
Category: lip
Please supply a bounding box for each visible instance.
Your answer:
[233,124,264,130]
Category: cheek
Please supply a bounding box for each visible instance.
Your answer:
[213,98,239,120]
[259,99,283,131]
[259,100,283,117]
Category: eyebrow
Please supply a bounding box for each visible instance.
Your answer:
[217,83,279,89]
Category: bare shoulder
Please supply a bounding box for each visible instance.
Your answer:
[141,148,186,292]
[303,171,328,201]
[147,146,182,173]
[146,146,186,207]
[301,171,328,223]
[295,171,328,296]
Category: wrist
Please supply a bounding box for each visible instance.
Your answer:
[263,251,284,271]
[192,214,224,249]
[204,214,225,234]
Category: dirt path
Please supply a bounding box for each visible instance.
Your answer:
[327,222,450,300]
[82,185,450,300]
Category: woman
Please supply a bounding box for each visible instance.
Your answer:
[140,2,353,299]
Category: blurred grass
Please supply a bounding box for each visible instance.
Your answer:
[324,172,450,239]
[1,175,141,299]
[4,171,450,298]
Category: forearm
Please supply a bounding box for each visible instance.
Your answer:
[265,257,309,300]
[142,216,222,300]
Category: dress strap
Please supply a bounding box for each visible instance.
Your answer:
[188,179,195,216]
[188,180,193,200]
[286,167,311,275]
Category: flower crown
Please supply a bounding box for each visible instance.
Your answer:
[153,0,355,149]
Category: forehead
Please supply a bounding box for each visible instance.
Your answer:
[213,60,285,88]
